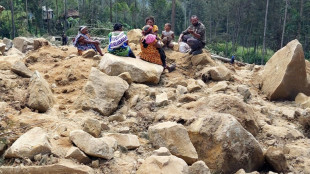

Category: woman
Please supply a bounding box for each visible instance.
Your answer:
[139,25,175,72]
[108,23,136,58]
[73,26,104,56]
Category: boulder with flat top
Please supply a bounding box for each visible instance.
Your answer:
[99,53,163,84]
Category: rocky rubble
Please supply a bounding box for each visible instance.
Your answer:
[1,31,310,174]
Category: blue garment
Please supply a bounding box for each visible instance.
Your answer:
[231,56,235,64]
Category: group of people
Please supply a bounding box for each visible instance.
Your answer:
[73,15,206,72]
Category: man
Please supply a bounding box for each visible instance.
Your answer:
[178,15,206,55]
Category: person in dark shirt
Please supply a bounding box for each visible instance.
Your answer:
[178,15,206,55]
[62,32,68,45]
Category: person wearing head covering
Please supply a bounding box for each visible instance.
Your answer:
[73,26,104,56]
[107,23,135,58]
[139,25,176,72]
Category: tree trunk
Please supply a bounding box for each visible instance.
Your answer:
[25,0,29,31]
[64,0,67,32]
[281,0,288,48]
[109,0,113,22]
[171,0,176,32]
[262,0,269,65]
[10,0,15,38]
[298,0,303,39]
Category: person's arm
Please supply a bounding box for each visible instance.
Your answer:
[161,32,164,40]
[171,33,175,40]
[178,27,190,42]
[79,36,99,45]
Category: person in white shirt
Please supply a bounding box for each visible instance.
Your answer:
[161,23,175,49]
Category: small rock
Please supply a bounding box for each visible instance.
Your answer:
[176,85,188,96]
[189,161,211,174]
[212,81,228,92]
[118,127,130,133]
[65,146,91,164]
[265,147,290,173]
[105,133,140,150]
[155,92,168,107]
[83,118,102,138]
[153,147,171,156]
[82,49,96,58]
[108,115,126,122]
[118,72,133,84]
[237,85,251,102]
[187,79,201,93]
[34,153,42,162]
[91,160,100,168]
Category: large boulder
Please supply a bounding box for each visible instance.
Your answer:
[261,39,309,100]
[0,159,95,174]
[136,147,189,174]
[70,130,117,159]
[4,127,52,159]
[33,38,49,50]
[148,122,198,164]
[13,37,32,53]
[27,71,55,112]
[127,29,142,45]
[206,94,259,136]
[188,112,264,174]
[104,133,140,150]
[76,67,129,116]
[99,53,163,84]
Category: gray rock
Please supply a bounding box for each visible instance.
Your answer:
[155,92,168,107]
[3,37,13,49]
[176,85,188,96]
[83,118,102,138]
[33,38,49,50]
[189,161,211,174]
[4,127,52,159]
[11,61,34,78]
[148,122,198,164]
[65,146,91,164]
[188,112,264,174]
[105,133,140,150]
[27,71,55,112]
[82,49,97,58]
[99,53,163,84]
[76,68,129,116]
[265,147,290,173]
[0,43,5,54]
[70,130,117,159]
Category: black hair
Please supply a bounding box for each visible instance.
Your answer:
[113,23,123,31]
[145,16,155,24]
[165,23,172,28]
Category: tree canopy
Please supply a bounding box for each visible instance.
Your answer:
[1,0,310,64]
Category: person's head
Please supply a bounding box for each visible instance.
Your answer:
[79,26,88,34]
[142,25,153,36]
[145,16,155,26]
[190,15,199,26]
[164,23,172,32]
[113,23,123,31]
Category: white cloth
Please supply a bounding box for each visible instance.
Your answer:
[162,30,174,38]
[179,42,191,53]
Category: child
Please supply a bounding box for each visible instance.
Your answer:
[161,23,174,49]
[179,35,191,53]
[139,25,176,72]
[145,16,158,36]
[108,23,136,58]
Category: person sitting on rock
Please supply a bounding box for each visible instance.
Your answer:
[161,23,175,49]
[145,16,159,36]
[139,25,176,72]
[73,26,104,56]
[108,23,136,58]
[178,15,206,55]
